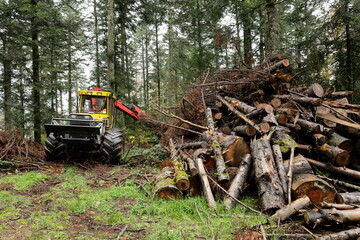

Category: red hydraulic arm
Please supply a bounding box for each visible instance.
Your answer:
[114,99,144,120]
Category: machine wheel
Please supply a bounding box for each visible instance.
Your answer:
[44,133,66,161]
[102,128,124,164]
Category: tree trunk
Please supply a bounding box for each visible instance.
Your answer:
[224,154,252,210]
[264,0,280,57]
[107,0,115,91]
[31,0,41,143]
[1,38,12,129]
[251,138,285,212]
[93,0,100,87]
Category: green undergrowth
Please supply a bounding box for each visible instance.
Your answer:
[0,166,270,240]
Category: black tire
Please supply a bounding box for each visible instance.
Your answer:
[44,133,66,161]
[102,128,124,164]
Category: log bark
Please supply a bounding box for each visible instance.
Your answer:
[317,113,360,130]
[284,155,337,205]
[271,196,312,221]
[313,133,327,146]
[293,118,323,133]
[273,95,323,106]
[251,138,285,212]
[306,157,360,181]
[317,227,360,240]
[179,150,198,176]
[154,166,182,200]
[194,149,217,209]
[223,154,252,210]
[216,95,263,134]
[315,144,351,167]
[225,96,256,114]
[169,139,190,191]
[233,125,256,137]
[195,157,217,209]
[320,202,356,210]
[304,208,360,225]
[272,144,288,197]
[327,91,355,98]
[328,132,353,151]
[336,192,360,204]
[205,108,229,182]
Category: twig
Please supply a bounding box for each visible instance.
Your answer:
[317,175,360,191]
[152,106,208,130]
[260,225,267,240]
[206,174,264,216]
[147,118,202,135]
[116,224,128,240]
[287,147,295,204]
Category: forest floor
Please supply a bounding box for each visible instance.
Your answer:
[0,142,272,240]
[0,130,339,240]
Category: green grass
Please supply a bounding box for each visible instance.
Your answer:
[0,171,48,191]
[0,167,270,239]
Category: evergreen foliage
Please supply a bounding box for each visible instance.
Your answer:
[0,0,359,138]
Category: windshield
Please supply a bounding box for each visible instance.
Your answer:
[81,96,107,114]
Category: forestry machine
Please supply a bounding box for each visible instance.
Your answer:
[44,87,144,163]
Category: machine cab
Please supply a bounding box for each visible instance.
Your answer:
[77,89,116,128]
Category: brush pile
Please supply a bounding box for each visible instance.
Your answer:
[0,129,46,171]
[153,55,360,237]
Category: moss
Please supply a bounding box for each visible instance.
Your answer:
[274,135,298,153]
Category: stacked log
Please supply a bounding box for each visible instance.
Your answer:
[152,56,360,234]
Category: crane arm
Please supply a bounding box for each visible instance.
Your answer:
[114,99,144,120]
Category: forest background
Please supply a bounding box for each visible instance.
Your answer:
[1,0,359,143]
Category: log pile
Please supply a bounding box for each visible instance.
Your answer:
[152,56,360,236]
[0,129,46,171]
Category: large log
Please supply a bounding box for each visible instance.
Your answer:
[336,192,360,204]
[328,132,353,151]
[271,196,312,222]
[154,166,182,200]
[317,227,360,240]
[304,208,360,225]
[284,155,337,205]
[169,139,190,190]
[233,125,256,137]
[251,138,285,212]
[194,149,217,209]
[205,108,229,182]
[306,157,360,181]
[305,83,324,98]
[223,154,252,210]
[315,144,351,167]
